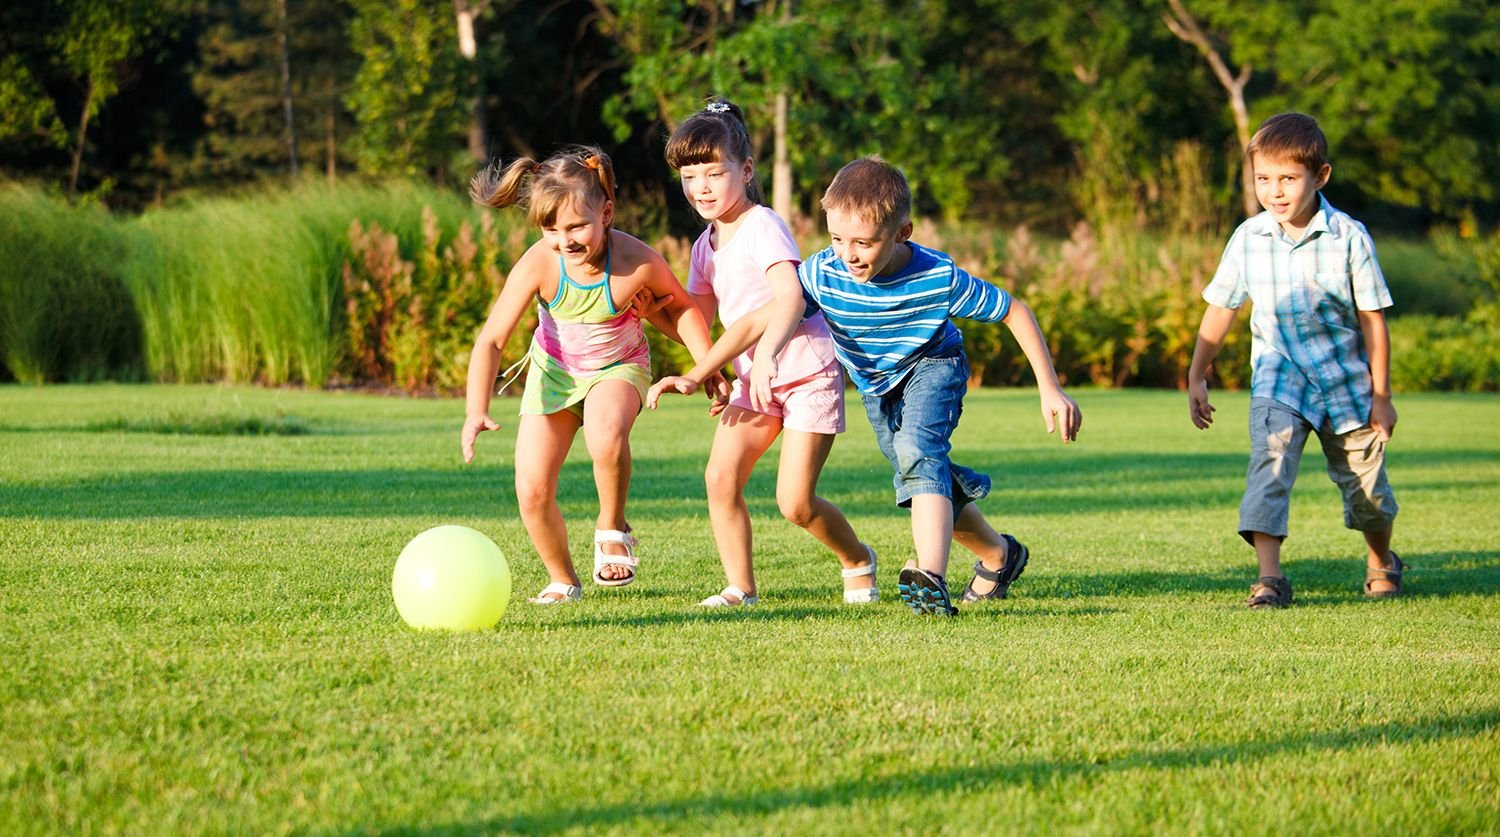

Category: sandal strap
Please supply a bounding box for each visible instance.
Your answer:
[841,546,877,578]
[530,582,581,602]
[594,528,638,547]
[970,559,1002,582]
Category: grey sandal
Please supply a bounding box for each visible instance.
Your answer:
[961,534,1029,602]
[1245,576,1293,609]
[1365,553,1406,598]
[897,567,957,616]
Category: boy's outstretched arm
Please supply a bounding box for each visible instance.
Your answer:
[1358,307,1397,440]
[1187,304,1237,430]
[1003,298,1081,442]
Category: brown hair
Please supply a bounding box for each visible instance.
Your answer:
[469,145,617,228]
[821,156,911,232]
[663,97,764,205]
[1246,112,1329,171]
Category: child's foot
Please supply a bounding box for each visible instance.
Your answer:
[961,534,1029,602]
[1245,576,1293,609]
[592,528,639,587]
[699,585,758,607]
[841,544,879,604]
[897,563,957,616]
[528,582,582,605]
[1365,552,1405,598]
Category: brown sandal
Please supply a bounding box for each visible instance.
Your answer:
[1246,576,1293,609]
[1364,553,1406,598]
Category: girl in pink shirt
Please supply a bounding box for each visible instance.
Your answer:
[653,99,876,607]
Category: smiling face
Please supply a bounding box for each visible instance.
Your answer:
[540,197,612,269]
[825,208,913,283]
[678,157,753,224]
[1252,153,1331,238]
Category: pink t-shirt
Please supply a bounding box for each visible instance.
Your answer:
[687,205,836,384]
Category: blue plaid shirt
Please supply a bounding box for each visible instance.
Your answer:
[1204,195,1393,434]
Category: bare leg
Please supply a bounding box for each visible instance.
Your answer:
[1252,531,1284,579]
[703,407,781,598]
[777,429,871,595]
[513,411,583,599]
[908,493,955,578]
[950,502,1011,596]
[582,380,641,580]
[1364,524,1398,594]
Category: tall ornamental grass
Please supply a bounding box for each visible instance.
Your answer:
[120,181,500,387]
[0,185,143,383]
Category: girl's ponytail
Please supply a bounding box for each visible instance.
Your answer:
[581,151,616,206]
[470,157,541,209]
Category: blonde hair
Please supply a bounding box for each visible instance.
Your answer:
[664,97,764,205]
[469,145,617,228]
[1247,113,1329,171]
[821,156,910,232]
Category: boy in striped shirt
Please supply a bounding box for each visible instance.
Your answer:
[1188,113,1402,609]
[650,156,1081,615]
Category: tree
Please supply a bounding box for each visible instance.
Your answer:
[346,0,469,178]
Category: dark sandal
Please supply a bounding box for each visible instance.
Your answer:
[897,567,958,616]
[1245,576,1293,609]
[1364,553,1406,598]
[961,534,1030,602]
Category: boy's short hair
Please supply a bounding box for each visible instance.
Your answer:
[1247,112,1329,171]
[821,156,911,232]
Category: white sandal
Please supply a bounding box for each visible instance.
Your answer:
[592,528,639,587]
[842,545,879,604]
[528,582,581,605]
[699,585,758,607]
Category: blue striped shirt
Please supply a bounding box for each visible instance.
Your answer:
[1203,195,1393,434]
[798,242,1011,395]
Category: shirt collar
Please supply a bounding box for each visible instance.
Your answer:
[1249,194,1338,242]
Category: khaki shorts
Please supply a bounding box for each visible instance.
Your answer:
[1238,398,1398,542]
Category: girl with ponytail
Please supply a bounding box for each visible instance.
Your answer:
[462,145,723,604]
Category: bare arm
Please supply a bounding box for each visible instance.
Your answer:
[1003,298,1080,442]
[462,248,545,462]
[1187,304,1237,430]
[1359,307,1396,440]
[747,260,808,409]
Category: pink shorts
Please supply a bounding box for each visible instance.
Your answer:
[727,364,846,435]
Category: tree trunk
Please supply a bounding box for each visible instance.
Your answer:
[772,92,792,223]
[68,77,95,197]
[277,0,300,177]
[455,0,487,163]
[771,0,794,224]
[1163,0,1259,217]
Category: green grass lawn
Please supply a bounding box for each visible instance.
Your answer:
[2,384,1497,834]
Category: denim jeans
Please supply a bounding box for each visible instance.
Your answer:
[861,351,991,518]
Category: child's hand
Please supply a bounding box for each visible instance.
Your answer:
[1040,386,1081,443]
[647,375,700,409]
[702,371,731,417]
[629,287,675,320]
[1370,395,1397,441]
[1188,378,1215,429]
[461,413,500,463]
[749,357,777,412]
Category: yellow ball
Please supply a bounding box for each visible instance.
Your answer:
[392,525,511,630]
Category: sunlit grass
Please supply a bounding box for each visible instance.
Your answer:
[1,384,1497,833]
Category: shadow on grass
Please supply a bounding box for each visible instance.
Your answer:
[533,601,1124,630]
[382,706,1500,835]
[3,445,1493,521]
[1021,552,1499,602]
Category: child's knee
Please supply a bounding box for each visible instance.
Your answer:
[776,492,817,528]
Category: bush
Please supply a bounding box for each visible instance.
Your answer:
[340,207,524,393]
[0,184,144,383]
[1391,304,1500,392]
